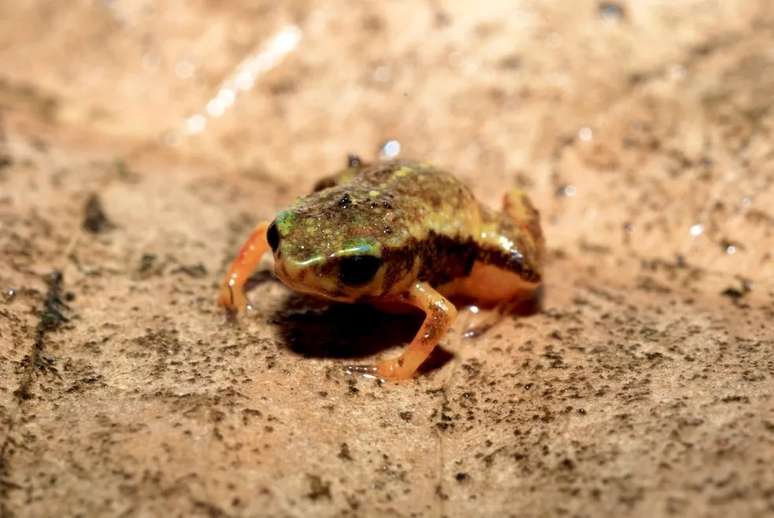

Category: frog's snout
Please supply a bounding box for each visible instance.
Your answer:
[272,254,328,296]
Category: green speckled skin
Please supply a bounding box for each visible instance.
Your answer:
[272,159,543,300]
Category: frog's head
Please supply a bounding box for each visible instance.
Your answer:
[266,207,388,302]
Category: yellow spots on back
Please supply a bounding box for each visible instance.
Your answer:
[393,166,414,178]
[368,190,380,198]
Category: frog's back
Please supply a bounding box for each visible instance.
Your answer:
[357,161,542,287]
[356,160,482,240]
[294,159,542,298]
[298,161,479,245]
[322,161,483,289]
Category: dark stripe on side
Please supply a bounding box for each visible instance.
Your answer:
[476,245,541,283]
[380,232,478,292]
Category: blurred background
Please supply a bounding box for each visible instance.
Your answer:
[1,1,773,517]
[3,1,772,276]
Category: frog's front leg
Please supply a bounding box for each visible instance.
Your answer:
[218,221,271,312]
[376,282,458,380]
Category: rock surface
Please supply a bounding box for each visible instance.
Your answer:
[1,1,773,517]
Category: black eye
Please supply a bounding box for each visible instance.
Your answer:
[266,221,280,252]
[338,255,382,286]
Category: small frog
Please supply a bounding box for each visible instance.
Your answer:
[219,157,544,380]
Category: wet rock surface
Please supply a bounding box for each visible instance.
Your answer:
[0,2,773,517]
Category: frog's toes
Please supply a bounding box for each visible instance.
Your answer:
[217,280,247,313]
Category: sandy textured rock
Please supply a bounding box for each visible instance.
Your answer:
[1,1,773,517]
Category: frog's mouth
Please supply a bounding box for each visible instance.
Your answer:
[273,257,360,303]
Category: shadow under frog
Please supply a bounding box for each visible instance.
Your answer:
[246,270,541,375]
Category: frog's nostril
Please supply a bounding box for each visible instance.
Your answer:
[267,221,280,252]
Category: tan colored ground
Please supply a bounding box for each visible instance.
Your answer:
[1,1,773,517]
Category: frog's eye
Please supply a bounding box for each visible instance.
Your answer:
[338,255,382,286]
[266,221,280,252]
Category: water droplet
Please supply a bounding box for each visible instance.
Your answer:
[379,139,401,160]
[467,305,480,315]
[720,239,742,255]
[556,185,577,198]
[3,288,16,302]
[741,196,752,207]
[668,64,686,81]
[598,2,625,21]
[185,114,206,134]
[343,364,378,380]
[578,127,593,142]
[160,130,179,145]
[175,59,195,79]
[372,65,392,83]
[689,224,704,237]
[142,52,161,71]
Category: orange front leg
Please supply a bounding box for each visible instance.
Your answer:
[376,282,458,380]
[218,221,271,312]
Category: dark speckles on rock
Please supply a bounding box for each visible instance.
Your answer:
[559,458,576,471]
[171,263,208,278]
[721,278,751,302]
[720,395,750,404]
[399,411,413,422]
[137,253,164,278]
[82,193,114,234]
[347,378,359,395]
[14,270,69,401]
[498,54,522,70]
[0,153,13,172]
[338,442,353,461]
[306,474,332,500]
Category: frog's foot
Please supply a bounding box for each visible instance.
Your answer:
[218,221,271,313]
[217,279,248,313]
[375,282,458,380]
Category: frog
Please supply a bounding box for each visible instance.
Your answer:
[218,156,544,380]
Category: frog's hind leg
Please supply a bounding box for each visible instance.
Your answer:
[502,188,545,263]
[440,262,537,307]
[439,188,544,306]
[218,221,271,312]
[375,282,458,380]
